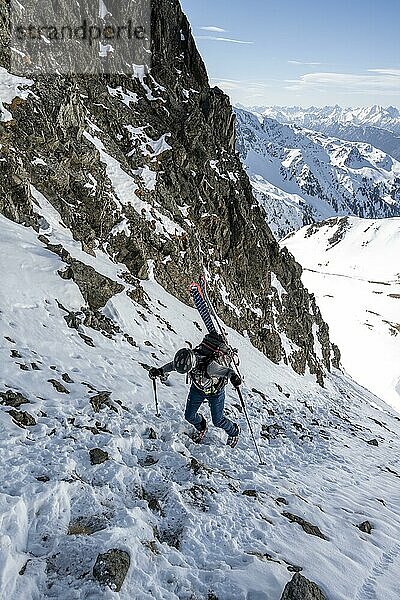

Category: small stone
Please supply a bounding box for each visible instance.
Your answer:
[48,379,70,394]
[287,564,303,573]
[62,372,74,384]
[145,427,157,439]
[282,512,328,540]
[138,455,158,467]
[89,448,109,465]
[242,489,258,498]
[357,521,373,534]
[93,549,130,592]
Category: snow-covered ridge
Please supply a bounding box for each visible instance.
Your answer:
[238,104,400,135]
[235,108,400,239]
[237,104,400,161]
[282,216,400,411]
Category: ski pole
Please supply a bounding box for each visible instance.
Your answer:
[236,386,265,465]
[152,378,160,418]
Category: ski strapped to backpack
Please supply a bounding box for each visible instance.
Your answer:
[190,275,265,465]
[189,282,217,334]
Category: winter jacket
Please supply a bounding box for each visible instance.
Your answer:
[161,355,235,394]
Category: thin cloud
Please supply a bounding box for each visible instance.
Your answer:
[368,68,400,76]
[199,26,227,33]
[288,60,323,66]
[285,69,400,95]
[196,35,254,45]
[212,78,274,92]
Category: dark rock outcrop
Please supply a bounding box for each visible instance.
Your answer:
[282,512,328,540]
[0,0,338,383]
[93,548,130,592]
[89,448,109,465]
[8,409,36,427]
[357,521,373,534]
[280,573,327,600]
[0,390,30,408]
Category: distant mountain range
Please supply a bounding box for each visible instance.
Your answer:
[235,107,400,239]
[236,104,400,160]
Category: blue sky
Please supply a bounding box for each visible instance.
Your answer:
[180,0,400,107]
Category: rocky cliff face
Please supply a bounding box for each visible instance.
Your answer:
[0,0,339,382]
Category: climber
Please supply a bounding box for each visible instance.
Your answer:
[149,332,242,447]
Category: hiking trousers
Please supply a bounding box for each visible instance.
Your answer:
[184,384,237,437]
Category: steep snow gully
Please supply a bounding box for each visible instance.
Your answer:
[1,213,400,600]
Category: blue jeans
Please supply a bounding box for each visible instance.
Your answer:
[185,384,237,437]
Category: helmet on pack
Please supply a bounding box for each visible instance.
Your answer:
[173,348,196,374]
[200,332,231,357]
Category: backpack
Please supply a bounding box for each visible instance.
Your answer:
[190,332,234,393]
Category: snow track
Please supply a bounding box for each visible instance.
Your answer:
[356,542,400,600]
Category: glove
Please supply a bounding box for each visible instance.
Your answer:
[230,373,242,388]
[149,367,164,380]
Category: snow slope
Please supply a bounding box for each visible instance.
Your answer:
[282,217,400,412]
[235,109,400,239]
[1,205,400,599]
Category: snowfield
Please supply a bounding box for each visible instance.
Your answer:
[282,216,400,413]
[1,209,400,600]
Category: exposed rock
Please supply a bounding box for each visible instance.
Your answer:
[43,237,124,310]
[90,391,113,412]
[357,521,373,534]
[64,260,124,311]
[242,489,258,498]
[93,549,130,592]
[155,525,183,549]
[367,439,379,447]
[0,0,337,386]
[145,427,157,439]
[138,455,159,467]
[287,564,303,573]
[48,379,70,394]
[282,512,328,540]
[89,448,109,465]
[276,497,289,505]
[67,516,108,535]
[79,332,96,347]
[62,372,74,384]
[8,410,36,427]
[0,390,30,408]
[261,423,286,440]
[280,572,327,600]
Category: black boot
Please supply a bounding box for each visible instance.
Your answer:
[192,417,207,444]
